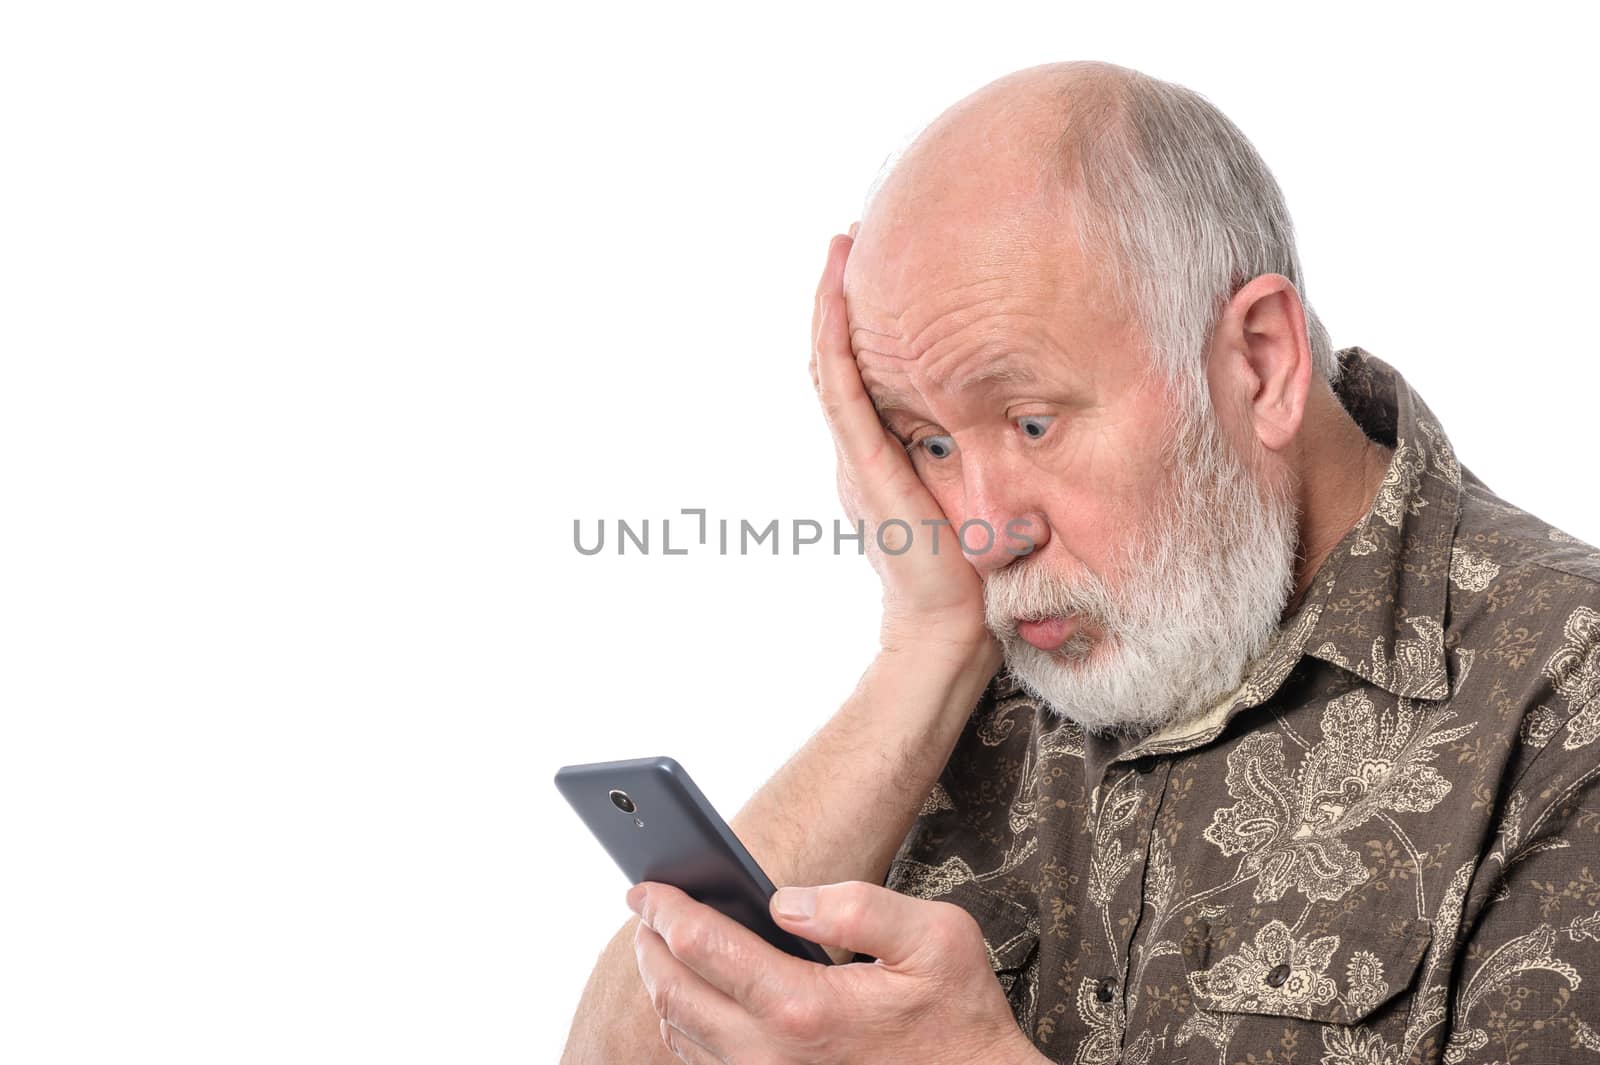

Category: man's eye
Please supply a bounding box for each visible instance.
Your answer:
[1016,415,1055,439]
[918,434,956,460]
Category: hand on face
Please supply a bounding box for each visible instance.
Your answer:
[810,229,998,658]
[627,879,1040,1065]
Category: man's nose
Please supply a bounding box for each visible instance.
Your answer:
[958,468,1051,575]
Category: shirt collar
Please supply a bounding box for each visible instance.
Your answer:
[1102,347,1464,769]
[1297,346,1462,701]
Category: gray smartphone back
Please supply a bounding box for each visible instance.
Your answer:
[554,756,834,965]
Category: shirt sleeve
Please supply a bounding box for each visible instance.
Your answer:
[1439,695,1600,1062]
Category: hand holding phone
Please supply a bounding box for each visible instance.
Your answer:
[554,756,835,966]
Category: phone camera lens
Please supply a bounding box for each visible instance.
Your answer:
[609,789,636,814]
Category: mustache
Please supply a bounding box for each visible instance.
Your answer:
[982,554,1116,636]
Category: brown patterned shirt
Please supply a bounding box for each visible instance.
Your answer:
[882,347,1600,1065]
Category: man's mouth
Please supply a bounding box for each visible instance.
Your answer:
[1014,614,1081,651]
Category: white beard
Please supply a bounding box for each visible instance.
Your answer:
[982,404,1300,737]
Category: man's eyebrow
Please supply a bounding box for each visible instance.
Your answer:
[868,384,918,416]
[953,358,1041,393]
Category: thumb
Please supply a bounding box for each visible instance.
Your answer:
[770,881,968,968]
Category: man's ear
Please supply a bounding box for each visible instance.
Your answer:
[1211,273,1313,453]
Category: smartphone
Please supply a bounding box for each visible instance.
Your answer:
[554,756,834,966]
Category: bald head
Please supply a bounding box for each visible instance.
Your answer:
[860,61,1132,227]
[846,61,1336,401]
[846,63,1140,355]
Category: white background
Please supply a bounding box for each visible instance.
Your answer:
[2,1,1596,1061]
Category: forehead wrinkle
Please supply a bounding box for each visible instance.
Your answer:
[851,262,1061,419]
[862,349,1045,420]
[854,294,1031,402]
[913,316,1053,394]
[853,312,987,414]
[846,273,1015,357]
[902,286,1017,359]
[908,292,1017,367]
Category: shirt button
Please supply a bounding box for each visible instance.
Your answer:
[1132,755,1159,775]
[1266,963,1291,988]
[1094,977,1117,1003]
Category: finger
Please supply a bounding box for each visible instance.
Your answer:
[808,236,832,390]
[770,881,984,970]
[659,1019,722,1065]
[633,881,811,1014]
[633,918,752,1054]
[812,236,895,464]
[807,232,849,392]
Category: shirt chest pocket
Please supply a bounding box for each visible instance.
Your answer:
[1182,912,1433,1025]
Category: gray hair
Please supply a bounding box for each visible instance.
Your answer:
[1046,63,1337,414]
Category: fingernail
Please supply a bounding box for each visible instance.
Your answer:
[626,884,647,916]
[773,886,817,919]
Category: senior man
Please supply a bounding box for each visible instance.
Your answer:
[562,61,1600,1065]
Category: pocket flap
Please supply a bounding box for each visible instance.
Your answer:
[878,857,1039,974]
[1182,912,1432,1024]
[943,878,1039,973]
